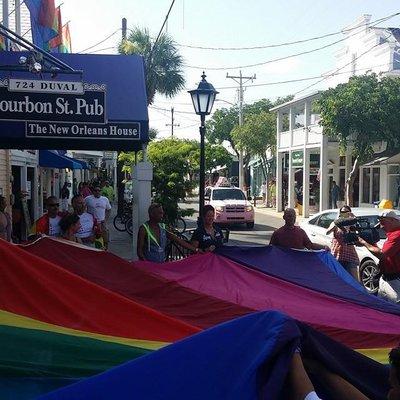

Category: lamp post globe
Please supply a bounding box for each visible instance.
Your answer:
[188,73,219,222]
[188,72,219,117]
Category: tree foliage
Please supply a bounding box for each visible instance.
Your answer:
[119,138,232,223]
[318,74,400,160]
[207,106,240,156]
[147,138,195,224]
[231,111,276,158]
[119,27,185,105]
[317,73,400,204]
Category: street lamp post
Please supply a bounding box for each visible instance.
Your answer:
[188,72,219,220]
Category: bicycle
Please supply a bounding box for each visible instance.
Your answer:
[113,201,132,232]
[125,215,186,237]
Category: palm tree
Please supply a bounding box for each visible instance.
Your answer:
[119,27,185,105]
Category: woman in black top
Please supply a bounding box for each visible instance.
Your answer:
[191,205,224,252]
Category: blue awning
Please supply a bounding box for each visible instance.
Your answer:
[0,52,149,151]
[39,150,85,169]
[68,157,89,169]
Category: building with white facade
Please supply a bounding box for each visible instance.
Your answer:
[271,15,400,217]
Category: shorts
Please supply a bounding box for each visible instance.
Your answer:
[340,260,358,273]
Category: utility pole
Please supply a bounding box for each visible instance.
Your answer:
[226,70,256,191]
[165,107,180,136]
[122,17,127,40]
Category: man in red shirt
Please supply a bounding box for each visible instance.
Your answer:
[359,210,400,303]
[270,208,329,251]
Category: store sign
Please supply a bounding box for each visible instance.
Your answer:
[291,150,303,167]
[0,81,105,124]
[0,52,149,151]
[26,121,140,140]
[0,79,142,141]
[9,78,84,94]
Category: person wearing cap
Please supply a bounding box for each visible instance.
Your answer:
[358,210,400,303]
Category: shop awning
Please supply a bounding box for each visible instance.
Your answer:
[39,150,85,169]
[70,158,89,169]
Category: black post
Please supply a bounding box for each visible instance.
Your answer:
[199,114,206,221]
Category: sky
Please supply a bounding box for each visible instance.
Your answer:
[59,0,400,140]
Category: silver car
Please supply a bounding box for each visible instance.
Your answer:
[299,208,400,294]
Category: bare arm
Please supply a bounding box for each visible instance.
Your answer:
[303,358,369,400]
[358,238,382,258]
[167,231,198,253]
[326,222,336,235]
[137,226,146,261]
[287,353,315,400]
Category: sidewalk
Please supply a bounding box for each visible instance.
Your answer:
[254,204,306,222]
[107,209,134,260]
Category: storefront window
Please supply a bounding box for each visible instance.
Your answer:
[372,167,380,203]
[362,168,370,203]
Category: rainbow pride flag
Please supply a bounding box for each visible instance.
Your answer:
[2,237,398,398]
[0,239,198,398]
[24,237,400,362]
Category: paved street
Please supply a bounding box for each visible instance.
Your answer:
[180,198,283,246]
[108,200,285,259]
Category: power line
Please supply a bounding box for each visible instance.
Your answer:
[77,29,121,53]
[177,12,400,51]
[150,105,194,115]
[184,13,400,70]
[216,63,393,90]
[153,0,176,48]
[82,46,117,54]
[294,33,393,96]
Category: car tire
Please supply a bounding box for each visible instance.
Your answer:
[359,259,381,295]
[246,222,255,229]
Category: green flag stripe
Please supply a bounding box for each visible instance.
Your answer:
[0,325,151,378]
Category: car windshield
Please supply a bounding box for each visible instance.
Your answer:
[212,189,245,201]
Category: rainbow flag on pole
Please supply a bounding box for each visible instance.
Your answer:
[59,23,72,53]
[25,0,58,49]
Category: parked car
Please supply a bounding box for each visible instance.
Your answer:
[205,186,255,229]
[299,208,400,294]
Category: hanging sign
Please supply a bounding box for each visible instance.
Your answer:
[0,81,106,124]
[291,150,303,167]
[0,52,149,151]
[8,78,84,94]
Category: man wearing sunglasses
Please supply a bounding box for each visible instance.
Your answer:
[85,186,112,249]
[32,196,65,237]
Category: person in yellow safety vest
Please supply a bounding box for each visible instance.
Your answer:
[137,203,200,263]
